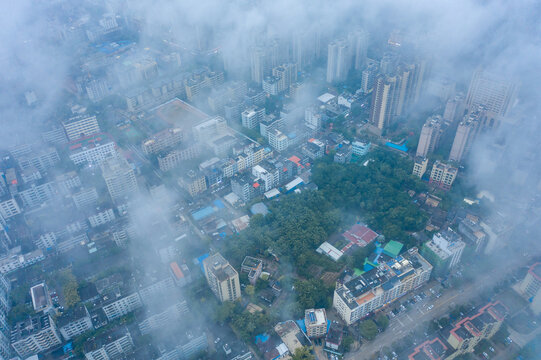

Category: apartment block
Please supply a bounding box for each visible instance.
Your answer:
[304,309,328,338]
[412,157,428,178]
[63,115,101,141]
[10,314,62,358]
[57,305,94,340]
[203,253,241,303]
[84,327,134,360]
[333,248,432,325]
[141,128,183,155]
[429,161,458,191]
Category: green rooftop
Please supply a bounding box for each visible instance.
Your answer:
[383,240,404,258]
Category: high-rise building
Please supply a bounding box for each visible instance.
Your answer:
[443,94,465,123]
[333,248,432,325]
[369,75,398,130]
[101,156,138,203]
[326,39,351,83]
[448,107,492,162]
[0,273,10,360]
[412,157,428,178]
[348,30,369,70]
[416,115,443,157]
[241,106,265,130]
[272,63,298,93]
[250,46,268,85]
[465,69,518,117]
[202,253,241,303]
[360,63,378,94]
[429,161,458,190]
[63,115,101,141]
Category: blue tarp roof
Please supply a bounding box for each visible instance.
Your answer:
[214,199,225,209]
[197,253,210,273]
[385,141,408,152]
[255,333,270,344]
[192,206,215,221]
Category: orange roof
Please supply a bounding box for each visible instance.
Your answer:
[356,292,375,305]
[308,138,315,143]
[253,183,260,188]
[170,262,184,279]
[289,155,301,163]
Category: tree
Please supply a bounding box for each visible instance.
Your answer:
[359,320,378,340]
[291,346,315,360]
[375,313,389,330]
[342,335,354,352]
[245,285,255,296]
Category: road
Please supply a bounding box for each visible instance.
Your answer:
[346,251,539,359]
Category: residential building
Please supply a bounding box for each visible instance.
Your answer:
[138,277,175,305]
[352,141,370,157]
[63,115,101,141]
[272,63,298,93]
[141,128,183,155]
[202,253,241,303]
[184,68,224,101]
[360,64,378,94]
[101,292,142,321]
[304,309,328,338]
[325,322,344,354]
[57,305,94,340]
[269,129,289,152]
[305,107,323,130]
[443,94,465,122]
[10,314,62,358]
[157,143,200,171]
[30,283,52,312]
[68,134,117,166]
[88,208,116,228]
[101,156,138,203]
[465,69,518,117]
[250,46,269,85]
[416,115,444,157]
[326,39,351,83]
[0,197,21,219]
[18,181,57,209]
[275,321,311,355]
[446,302,507,358]
[138,300,189,335]
[412,157,428,178]
[262,76,280,96]
[242,107,265,130]
[333,248,432,325]
[240,257,263,285]
[429,161,458,190]
[260,115,284,139]
[334,145,352,164]
[72,187,99,209]
[458,217,488,253]
[369,75,398,130]
[421,229,466,276]
[349,29,369,70]
[302,139,325,160]
[154,328,208,360]
[518,263,541,315]
[84,327,134,360]
[408,337,448,360]
[0,273,10,359]
[0,248,45,274]
[179,169,207,197]
[16,147,60,173]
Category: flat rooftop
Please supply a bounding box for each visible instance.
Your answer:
[152,98,210,130]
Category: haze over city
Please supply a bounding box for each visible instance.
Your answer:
[0,1,540,360]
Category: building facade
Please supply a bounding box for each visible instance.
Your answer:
[202,253,241,303]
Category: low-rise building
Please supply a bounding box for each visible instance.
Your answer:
[57,305,94,340]
[141,128,183,155]
[83,327,134,360]
[138,300,188,335]
[518,262,541,315]
[421,229,465,277]
[179,169,207,197]
[274,320,311,355]
[458,216,488,253]
[10,314,62,358]
[101,291,143,321]
[304,308,328,338]
[412,156,428,178]
[408,337,448,360]
[429,161,458,190]
[240,257,263,285]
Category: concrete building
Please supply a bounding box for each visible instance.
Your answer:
[141,128,183,155]
[0,197,21,219]
[30,283,52,312]
[72,187,99,210]
[84,327,134,360]
[250,46,269,85]
[349,29,369,70]
[241,107,264,130]
[458,217,488,253]
[412,157,429,178]
[138,300,189,335]
[443,94,465,123]
[101,292,143,321]
[446,302,506,358]
[429,161,458,191]
[68,134,117,166]
[326,39,351,83]
[16,147,60,174]
[88,208,116,228]
[57,305,94,340]
[275,320,311,355]
[272,63,298,93]
[101,156,138,203]
[18,181,57,209]
[421,229,466,276]
[465,69,518,117]
[157,144,200,171]
[240,257,263,285]
[518,263,541,315]
[0,273,10,360]
[304,309,328,338]
[269,129,289,152]
[63,115,101,141]
[333,248,432,325]
[260,115,284,139]
[184,68,224,101]
[202,253,241,303]
[369,76,398,130]
[302,139,325,160]
[262,76,280,96]
[179,169,207,197]
[10,314,62,358]
[407,337,448,360]
[416,115,443,157]
[360,64,378,94]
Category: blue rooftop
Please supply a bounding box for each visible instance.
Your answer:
[385,140,408,152]
[192,206,215,221]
